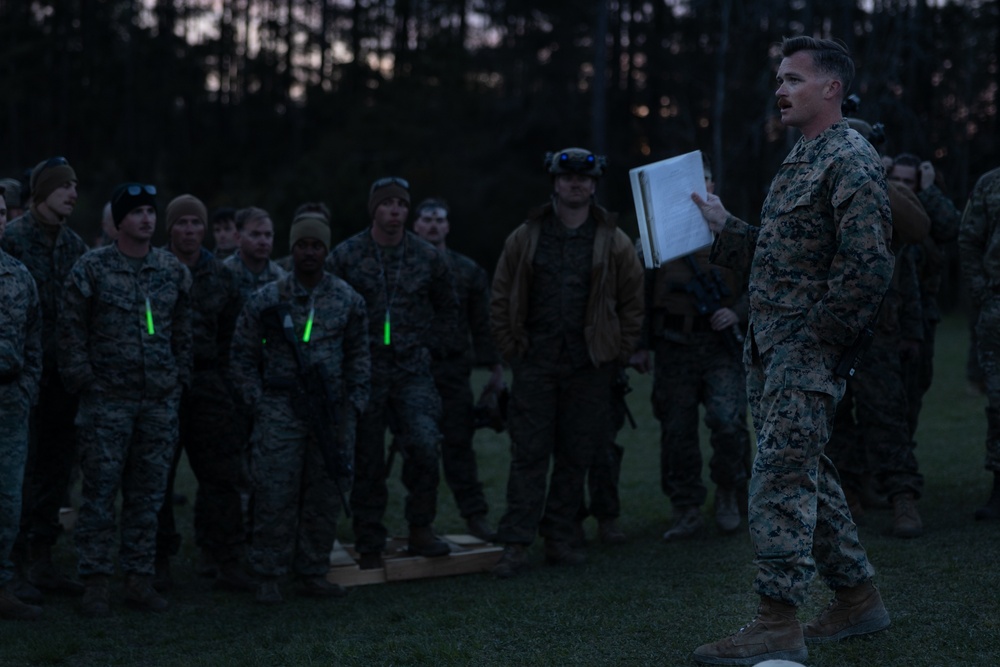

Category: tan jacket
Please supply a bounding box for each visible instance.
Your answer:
[490,203,644,366]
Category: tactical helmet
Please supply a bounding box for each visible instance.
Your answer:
[545,147,607,178]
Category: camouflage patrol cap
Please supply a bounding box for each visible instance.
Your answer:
[545,147,607,178]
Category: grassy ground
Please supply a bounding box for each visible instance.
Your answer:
[1,314,998,667]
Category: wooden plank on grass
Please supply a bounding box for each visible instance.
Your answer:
[327,535,503,586]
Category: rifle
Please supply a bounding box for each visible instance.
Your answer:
[260,303,353,517]
[612,368,637,430]
[681,255,745,356]
[834,302,882,380]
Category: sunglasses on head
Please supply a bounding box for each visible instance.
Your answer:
[126,184,157,197]
[41,156,69,170]
[370,176,409,193]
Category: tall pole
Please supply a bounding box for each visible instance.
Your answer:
[592,0,608,198]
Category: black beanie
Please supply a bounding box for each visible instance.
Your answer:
[111,183,157,227]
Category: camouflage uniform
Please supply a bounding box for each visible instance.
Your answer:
[0,251,42,588]
[904,184,961,442]
[491,204,644,546]
[711,119,894,606]
[1,210,88,552]
[326,230,458,555]
[59,244,193,577]
[230,272,370,577]
[426,249,501,520]
[827,246,924,499]
[156,248,246,566]
[958,167,1000,473]
[223,253,287,301]
[645,248,751,510]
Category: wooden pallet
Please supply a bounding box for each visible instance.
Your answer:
[327,535,503,586]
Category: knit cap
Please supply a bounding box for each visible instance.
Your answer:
[289,211,331,250]
[368,177,410,218]
[30,157,77,204]
[110,182,157,227]
[166,194,208,232]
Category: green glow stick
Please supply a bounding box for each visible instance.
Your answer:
[145,297,155,335]
[383,310,391,346]
[303,307,315,343]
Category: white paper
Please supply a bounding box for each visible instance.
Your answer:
[629,150,713,268]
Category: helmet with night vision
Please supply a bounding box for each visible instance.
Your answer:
[545,147,607,178]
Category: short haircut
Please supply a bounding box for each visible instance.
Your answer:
[211,206,237,225]
[891,153,922,169]
[234,206,270,231]
[781,36,854,96]
[293,201,331,221]
[415,197,449,218]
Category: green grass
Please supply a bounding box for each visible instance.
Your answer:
[2,314,998,666]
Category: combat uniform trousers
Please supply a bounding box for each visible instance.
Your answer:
[157,368,247,566]
[653,335,750,508]
[746,330,875,606]
[496,355,614,545]
[431,356,488,520]
[0,383,31,587]
[827,332,923,499]
[351,358,442,555]
[20,368,78,550]
[976,297,1000,473]
[248,392,341,578]
[74,388,181,577]
[903,314,938,440]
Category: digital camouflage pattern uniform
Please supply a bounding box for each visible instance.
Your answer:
[491,203,644,546]
[958,167,1000,474]
[326,230,458,555]
[827,246,924,500]
[0,251,42,588]
[427,249,501,520]
[904,184,961,443]
[157,248,246,566]
[59,244,193,577]
[1,210,88,552]
[223,253,287,301]
[644,247,751,511]
[711,119,894,606]
[230,272,370,578]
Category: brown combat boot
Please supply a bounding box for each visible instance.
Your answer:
[298,576,348,599]
[543,539,585,567]
[692,596,807,665]
[492,544,529,579]
[803,580,891,643]
[974,472,1000,521]
[123,573,168,612]
[81,574,111,618]
[255,577,283,605]
[598,518,627,545]
[0,585,42,620]
[663,505,704,541]
[465,514,497,542]
[714,488,741,533]
[27,544,84,596]
[407,525,450,558]
[891,492,923,538]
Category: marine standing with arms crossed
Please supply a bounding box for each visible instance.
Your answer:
[690,37,894,664]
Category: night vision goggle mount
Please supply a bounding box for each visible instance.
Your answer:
[545,148,607,178]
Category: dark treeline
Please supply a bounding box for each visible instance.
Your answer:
[1,0,996,270]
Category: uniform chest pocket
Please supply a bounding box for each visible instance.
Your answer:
[148,280,179,312]
[98,288,136,312]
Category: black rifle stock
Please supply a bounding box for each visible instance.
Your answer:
[681,255,745,356]
[261,304,353,516]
